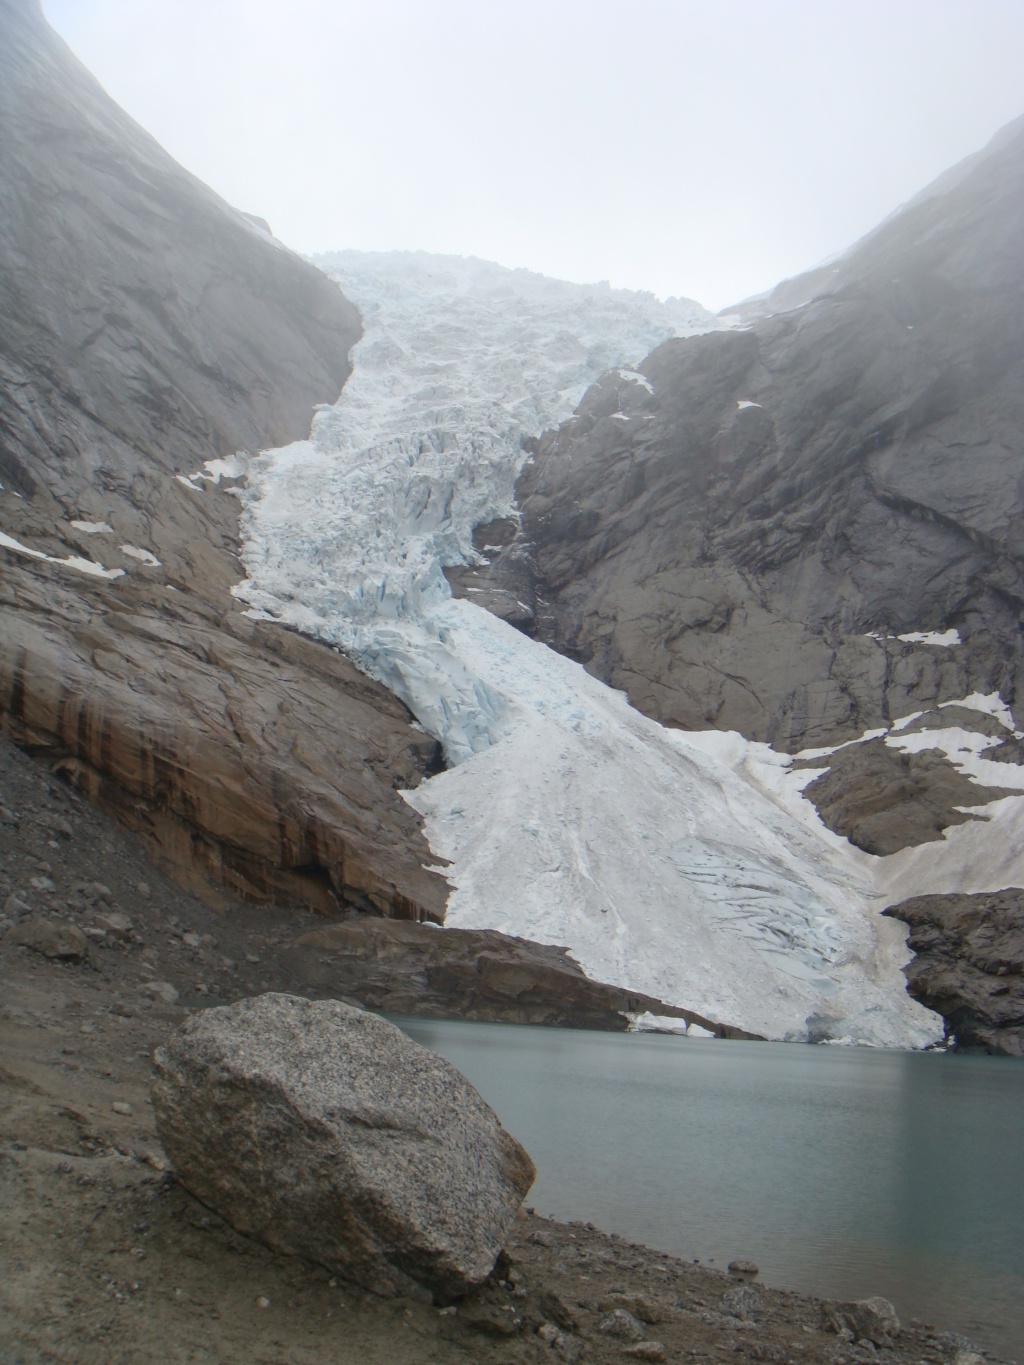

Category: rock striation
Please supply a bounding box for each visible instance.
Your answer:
[883,889,1024,1056]
[0,0,446,920]
[152,993,536,1297]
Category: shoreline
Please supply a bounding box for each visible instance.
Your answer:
[0,738,1015,1361]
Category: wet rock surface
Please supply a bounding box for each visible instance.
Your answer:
[152,994,536,1298]
[0,0,444,922]
[883,889,1024,1055]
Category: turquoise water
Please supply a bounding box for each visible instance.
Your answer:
[396,1019,1024,1360]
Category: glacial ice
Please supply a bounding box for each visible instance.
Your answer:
[232,250,1024,1048]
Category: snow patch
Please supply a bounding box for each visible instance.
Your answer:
[617,368,655,394]
[120,545,161,567]
[897,628,961,647]
[866,628,961,648]
[70,520,113,534]
[0,529,124,579]
[940,690,1020,734]
[736,400,762,410]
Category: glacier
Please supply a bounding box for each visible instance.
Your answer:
[230,250,1024,1049]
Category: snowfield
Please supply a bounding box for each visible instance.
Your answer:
[232,251,1024,1048]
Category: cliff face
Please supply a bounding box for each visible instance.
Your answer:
[463,115,1024,758]
[883,890,1024,1057]
[0,0,447,919]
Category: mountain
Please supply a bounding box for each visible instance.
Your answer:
[0,0,444,921]
[3,0,1022,1049]
[463,114,1024,852]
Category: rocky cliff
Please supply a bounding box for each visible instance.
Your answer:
[461,114,1024,759]
[884,889,1024,1056]
[0,0,446,920]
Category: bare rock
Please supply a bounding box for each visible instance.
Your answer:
[281,916,752,1034]
[151,993,536,1298]
[94,911,133,941]
[727,1258,760,1278]
[597,1308,646,1342]
[142,981,180,1005]
[6,913,86,960]
[822,1296,900,1345]
[624,1344,667,1363]
[883,888,1024,1055]
[721,1283,764,1321]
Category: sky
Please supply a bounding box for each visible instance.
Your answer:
[43,0,1024,311]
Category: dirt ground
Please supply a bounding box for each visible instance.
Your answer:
[0,738,1004,1364]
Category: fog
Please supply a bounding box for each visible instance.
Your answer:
[43,0,1024,309]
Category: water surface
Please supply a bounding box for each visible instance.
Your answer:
[397,1019,1024,1359]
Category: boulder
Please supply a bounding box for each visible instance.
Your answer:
[822,1296,900,1345]
[152,993,535,1297]
[6,913,86,960]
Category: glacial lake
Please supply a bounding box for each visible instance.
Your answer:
[395,1018,1024,1360]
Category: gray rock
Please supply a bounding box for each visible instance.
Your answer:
[727,1258,760,1278]
[142,981,180,1005]
[6,914,86,960]
[151,993,535,1298]
[722,1283,765,1321]
[94,911,133,941]
[822,1296,900,1345]
[596,1308,646,1341]
[624,1345,667,1363]
[884,888,1024,1055]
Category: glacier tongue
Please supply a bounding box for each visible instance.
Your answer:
[232,250,981,1048]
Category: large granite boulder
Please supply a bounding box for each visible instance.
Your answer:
[152,994,536,1297]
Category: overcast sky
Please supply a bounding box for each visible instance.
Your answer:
[43,0,1024,310]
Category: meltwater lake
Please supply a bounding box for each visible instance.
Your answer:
[397,1018,1024,1359]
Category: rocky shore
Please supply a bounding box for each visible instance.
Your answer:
[0,735,1012,1364]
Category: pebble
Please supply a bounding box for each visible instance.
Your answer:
[256,1296,271,1309]
[111,1101,133,1116]
[181,931,201,950]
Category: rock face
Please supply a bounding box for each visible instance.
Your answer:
[883,890,1024,1056]
[0,0,446,919]
[152,993,536,1297]
[461,114,1024,755]
[280,917,762,1036]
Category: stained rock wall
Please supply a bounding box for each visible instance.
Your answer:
[0,0,446,920]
